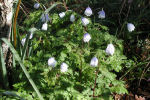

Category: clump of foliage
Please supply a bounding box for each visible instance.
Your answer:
[11,6,130,99]
[0,0,149,99]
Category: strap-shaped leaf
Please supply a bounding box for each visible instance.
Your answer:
[1,91,25,100]
[1,38,44,100]
[0,42,9,89]
[45,2,63,13]
[21,28,37,61]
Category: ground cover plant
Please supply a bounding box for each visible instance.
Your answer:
[0,0,149,100]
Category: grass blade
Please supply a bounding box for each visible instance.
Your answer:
[21,28,37,61]
[0,42,9,89]
[1,91,25,100]
[45,2,63,13]
[21,33,30,61]
[1,38,44,100]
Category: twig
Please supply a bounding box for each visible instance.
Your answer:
[63,0,68,10]
[119,0,126,25]
[126,4,131,19]
[20,6,29,18]
[138,61,150,87]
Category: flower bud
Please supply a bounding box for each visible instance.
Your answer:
[41,23,48,31]
[59,12,65,18]
[90,57,98,67]
[98,9,105,19]
[21,38,26,46]
[34,3,40,9]
[84,7,92,16]
[60,63,68,72]
[70,14,75,22]
[83,33,91,43]
[105,44,115,56]
[48,57,57,67]
[127,23,135,32]
[81,17,89,26]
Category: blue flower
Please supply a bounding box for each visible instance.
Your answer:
[60,63,68,72]
[41,14,50,22]
[81,17,90,26]
[48,57,57,67]
[84,7,92,16]
[105,44,115,56]
[90,57,98,67]
[83,33,91,43]
[127,23,135,32]
[34,3,40,9]
[70,14,75,22]
[98,9,105,19]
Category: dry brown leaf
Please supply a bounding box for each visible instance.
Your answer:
[135,95,145,100]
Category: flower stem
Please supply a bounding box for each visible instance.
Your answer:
[93,70,98,97]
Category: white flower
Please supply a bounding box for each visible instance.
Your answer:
[83,33,91,43]
[41,23,48,31]
[105,44,115,56]
[29,33,33,39]
[90,57,98,67]
[60,63,68,72]
[59,12,65,18]
[81,17,90,26]
[34,3,40,9]
[70,14,75,22]
[41,14,50,22]
[48,57,57,67]
[127,23,135,32]
[98,9,105,19]
[26,33,33,39]
[21,38,26,46]
[84,7,92,16]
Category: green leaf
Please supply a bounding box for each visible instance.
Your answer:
[1,91,25,100]
[1,38,44,100]
[0,42,9,89]
[45,2,63,13]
